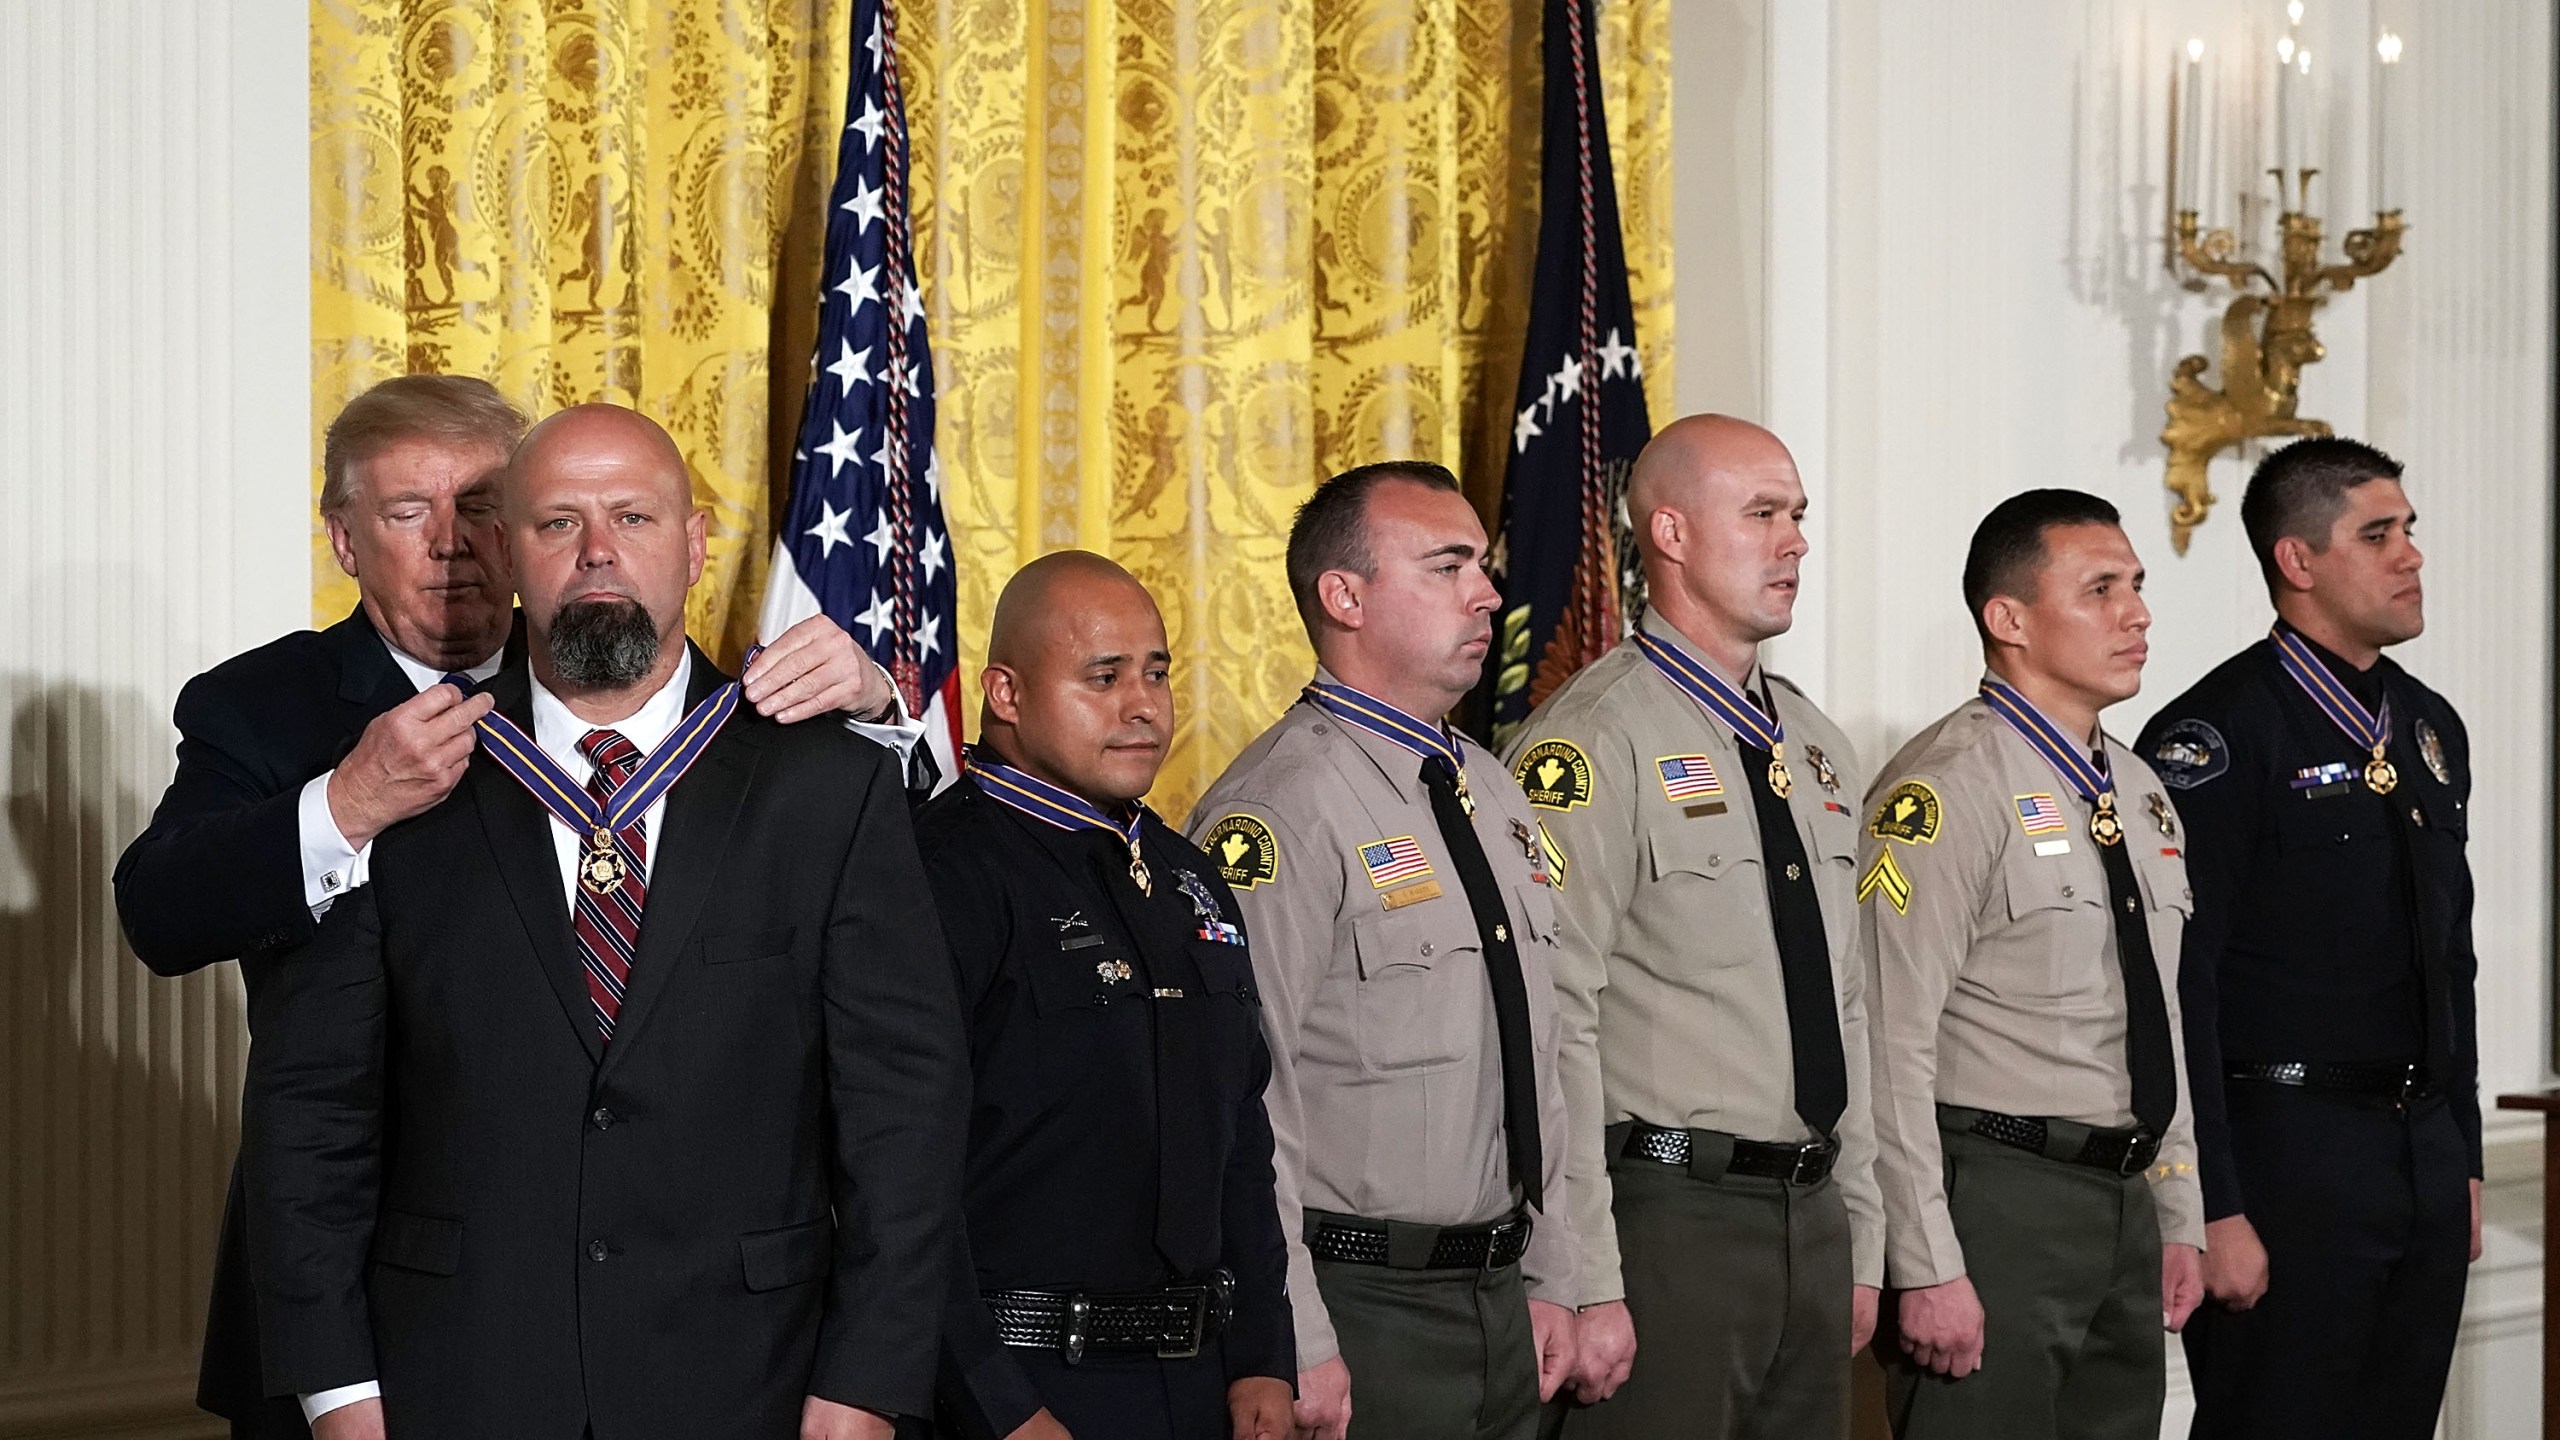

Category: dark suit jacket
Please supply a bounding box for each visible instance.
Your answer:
[113,605,436,1434]
[242,648,969,1438]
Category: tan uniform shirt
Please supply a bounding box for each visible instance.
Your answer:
[1859,689,2205,1289]
[1504,612,1884,1300]
[1190,674,1576,1368]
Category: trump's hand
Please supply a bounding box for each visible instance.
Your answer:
[1896,1276,1985,1378]
[1292,1356,1351,1440]
[799,1396,894,1440]
[328,681,494,848]
[749,614,900,724]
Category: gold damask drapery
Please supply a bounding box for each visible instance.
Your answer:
[312,0,1671,818]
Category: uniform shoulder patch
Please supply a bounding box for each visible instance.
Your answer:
[1203,813,1281,890]
[1513,739,1595,811]
[1869,780,1943,845]
[2148,717,2229,791]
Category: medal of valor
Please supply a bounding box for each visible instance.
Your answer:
[2363,745,2399,796]
[1630,632,1795,802]
[966,748,1160,898]
[1767,743,1794,799]
[2090,794,2125,847]
[1128,848,1153,896]
[581,829,630,894]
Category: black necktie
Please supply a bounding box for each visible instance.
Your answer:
[1736,734,1849,1135]
[2090,748,2177,1134]
[1420,757,1544,1212]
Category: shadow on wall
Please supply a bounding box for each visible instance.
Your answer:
[0,677,241,1415]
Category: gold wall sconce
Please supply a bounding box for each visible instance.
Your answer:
[2160,18,2406,554]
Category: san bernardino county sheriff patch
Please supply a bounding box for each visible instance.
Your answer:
[1869,780,1943,845]
[1513,739,1594,811]
[1203,814,1280,890]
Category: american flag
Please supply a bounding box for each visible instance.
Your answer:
[2014,793,2068,835]
[1359,836,1435,889]
[1655,754,1723,801]
[759,0,960,785]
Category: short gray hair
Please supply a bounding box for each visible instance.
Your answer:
[320,375,527,514]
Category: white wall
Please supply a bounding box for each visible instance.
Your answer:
[0,2,308,1433]
[1680,0,2554,1433]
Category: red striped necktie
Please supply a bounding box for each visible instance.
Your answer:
[573,729,649,1042]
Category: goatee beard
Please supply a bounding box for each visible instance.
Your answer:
[550,597,662,688]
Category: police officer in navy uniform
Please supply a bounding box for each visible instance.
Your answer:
[2137,438,2480,1440]
[912,551,1295,1440]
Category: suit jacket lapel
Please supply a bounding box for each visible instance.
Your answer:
[597,648,759,1077]
[324,608,415,757]
[470,663,604,1068]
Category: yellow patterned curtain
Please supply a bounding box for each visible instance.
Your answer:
[313,0,1670,818]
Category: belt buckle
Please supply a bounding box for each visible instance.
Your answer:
[2395,1064,2423,1111]
[1789,1143,1830,1186]
[1158,1270,1233,1359]
[1062,1293,1090,1366]
[1484,1216,1523,1270]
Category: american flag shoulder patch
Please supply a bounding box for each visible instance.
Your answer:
[1655,754,1724,801]
[1357,835,1435,889]
[2013,793,2068,836]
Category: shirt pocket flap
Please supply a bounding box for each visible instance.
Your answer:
[698,925,799,966]
[1189,939,1258,998]
[371,1209,463,1276]
[1511,881,1559,944]
[2001,857,2100,919]
[1647,823,1745,882]
[1352,904,1467,978]
[738,1217,833,1293]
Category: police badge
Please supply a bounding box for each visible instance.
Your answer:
[2416,720,2451,785]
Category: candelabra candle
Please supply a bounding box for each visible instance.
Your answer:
[2179,39,2205,212]
[2374,30,2402,212]
[2275,34,2299,196]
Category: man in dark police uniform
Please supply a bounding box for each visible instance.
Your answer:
[913,550,1295,1440]
[2139,438,2480,1439]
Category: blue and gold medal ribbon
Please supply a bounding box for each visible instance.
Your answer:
[1304,681,1477,815]
[1979,679,2124,846]
[2270,624,2398,794]
[459,648,756,887]
[967,747,1154,894]
[1633,631,1792,797]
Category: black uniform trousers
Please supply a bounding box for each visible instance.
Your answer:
[2182,1085,2470,1440]
[930,1352,1232,1440]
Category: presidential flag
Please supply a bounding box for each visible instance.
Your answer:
[759,0,960,784]
[1482,0,1654,749]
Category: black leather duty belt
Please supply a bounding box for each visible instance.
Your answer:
[1620,1120,1839,1185]
[1304,1210,1533,1271]
[984,1270,1233,1364]
[1938,1104,2160,1177]
[2229,1059,2442,1108]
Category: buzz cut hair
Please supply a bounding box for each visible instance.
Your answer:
[1961,488,2123,642]
[2239,437,2406,588]
[1285,460,1464,630]
[320,374,528,515]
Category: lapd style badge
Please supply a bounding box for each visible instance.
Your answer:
[1514,739,1595,811]
[2149,718,2229,791]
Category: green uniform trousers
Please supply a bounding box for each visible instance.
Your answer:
[1317,1252,1539,1440]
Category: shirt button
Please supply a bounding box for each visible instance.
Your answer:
[592,1107,615,1130]
[1420,941,1436,957]
[588,1240,609,1263]
[2061,884,2077,898]
[1708,854,1723,867]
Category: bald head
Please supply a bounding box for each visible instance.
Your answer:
[980,551,1172,806]
[1626,414,1809,671]
[506,403,708,705]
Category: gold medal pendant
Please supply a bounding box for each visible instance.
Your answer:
[2364,748,2399,796]
[2090,796,2125,847]
[580,833,628,894]
[1128,850,1154,896]
[1766,742,1793,798]
[1453,769,1477,818]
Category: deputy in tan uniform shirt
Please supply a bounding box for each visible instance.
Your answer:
[1507,417,1881,1440]
[1191,460,1577,1440]
[1860,489,2205,1440]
